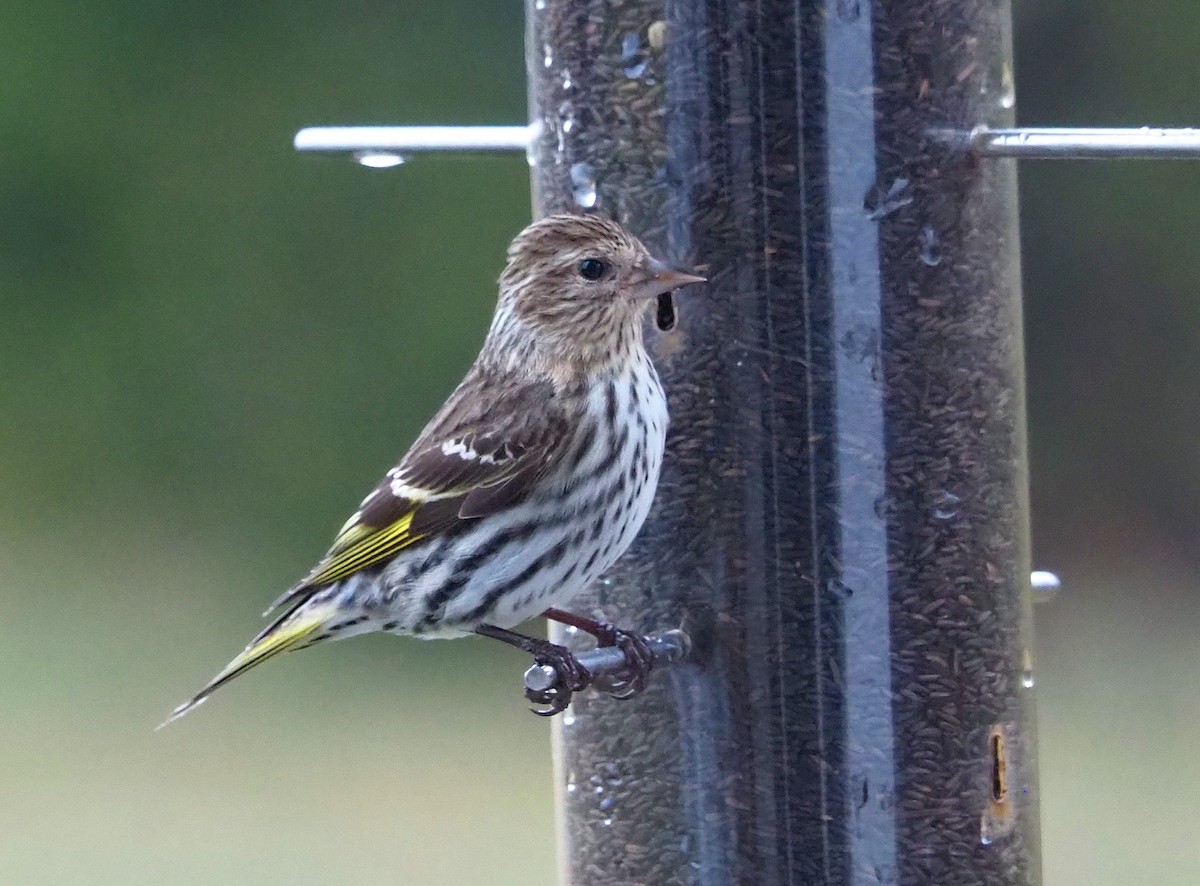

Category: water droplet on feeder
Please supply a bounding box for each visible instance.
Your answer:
[621,32,650,79]
[864,177,914,220]
[543,44,553,68]
[1020,647,1035,689]
[535,0,546,9]
[561,68,573,91]
[559,101,577,134]
[570,162,597,208]
[919,225,942,266]
[602,817,613,827]
[562,710,576,727]
[999,62,1016,109]
[354,151,406,169]
[931,489,961,519]
[524,120,541,168]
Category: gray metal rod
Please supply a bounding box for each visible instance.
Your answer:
[523,630,691,697]
[294,124,1200,161]
[292,124,536,154]
[964,126,1200,159]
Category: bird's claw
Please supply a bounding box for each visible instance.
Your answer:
[525,645,591,717]
[591,626,655,700]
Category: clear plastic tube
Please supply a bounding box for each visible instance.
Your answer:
[528,1,1039,883]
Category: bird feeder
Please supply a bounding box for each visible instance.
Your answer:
[294,0,1200,882]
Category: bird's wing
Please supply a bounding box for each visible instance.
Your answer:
[266,373,569,615]
[161,375,570,729]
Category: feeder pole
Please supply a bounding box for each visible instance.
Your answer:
[527,1,1038,883]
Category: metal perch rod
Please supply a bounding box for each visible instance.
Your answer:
[295,124,1200,160]
[293,125,536,154]
[966,126,1200,158]
[523,629,691,697]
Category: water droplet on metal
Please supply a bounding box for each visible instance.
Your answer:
[919,225,942,266]
[562,710,576,726]
[931,489,961,519]
[543,44,553,68]
[1021,670,1035,689]
[864,177,914,220]
[570,162,597,208]
[1031,570,1062,603]
[353,151,406,169]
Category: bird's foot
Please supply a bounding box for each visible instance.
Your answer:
[542,608,655,700]
[476,623,591,716]
[593,627,654,699]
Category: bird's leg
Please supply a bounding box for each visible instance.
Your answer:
[542,608,654,700]
[475,623,591,716]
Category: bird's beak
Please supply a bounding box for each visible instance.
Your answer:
[626,257,706,300]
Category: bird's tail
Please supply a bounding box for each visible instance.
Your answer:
[157,607,328,730]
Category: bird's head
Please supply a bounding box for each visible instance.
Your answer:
[489,214,704,373]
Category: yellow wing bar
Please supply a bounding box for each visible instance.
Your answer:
[304,509,426,586]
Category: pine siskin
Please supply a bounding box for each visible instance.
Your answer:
[162,214,704,725]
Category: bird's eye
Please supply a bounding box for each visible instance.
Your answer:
[578,258,608,281]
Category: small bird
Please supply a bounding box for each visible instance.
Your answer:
[162,214,704,725]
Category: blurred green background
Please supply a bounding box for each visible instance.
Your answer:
[1,1,1196,883]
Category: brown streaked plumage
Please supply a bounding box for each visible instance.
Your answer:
[161,214,704,726]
